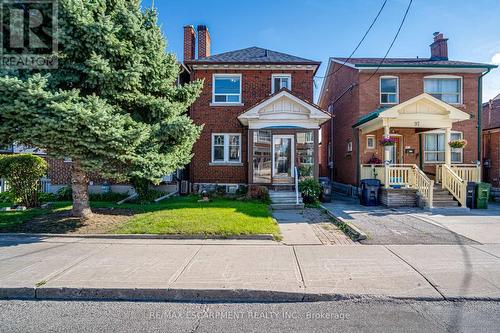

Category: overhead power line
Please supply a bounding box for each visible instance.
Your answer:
[361,0,413,84]
[314,0,388,79]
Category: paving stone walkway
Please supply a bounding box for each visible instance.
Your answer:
[272,209,355,246]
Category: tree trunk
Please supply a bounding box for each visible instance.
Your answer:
[71,160,93,219]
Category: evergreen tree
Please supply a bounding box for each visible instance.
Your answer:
[0,0,202,218]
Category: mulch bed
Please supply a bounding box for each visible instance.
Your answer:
[3,208,134,234]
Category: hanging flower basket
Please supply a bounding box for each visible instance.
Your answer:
[379,137,396,146]
[449,139,467,149]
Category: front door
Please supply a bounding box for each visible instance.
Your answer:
[272,135,294,179]
[389,135,403,164]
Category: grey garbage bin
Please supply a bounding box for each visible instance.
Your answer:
[318,177,332,203]
[466,182,476,209]
[360,179,381,206]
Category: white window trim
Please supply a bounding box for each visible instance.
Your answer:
[211,133,242,164]
[366,135,376,149]
[347,140,353,153]
[379,76,399,105]
[423,75,463,105]
[271,74,292,94]
[423,131,463,164]
[212,74,242,105]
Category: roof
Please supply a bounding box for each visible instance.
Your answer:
[332,57,497,69]
[186,47,320,65]
[352,107,390,128]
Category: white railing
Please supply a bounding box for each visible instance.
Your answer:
[0,178,7,193]
[441,164,467,207]
[360,164,434,207]
[436,164,481,184]
[39,177,51,193]
[294,166,299,205]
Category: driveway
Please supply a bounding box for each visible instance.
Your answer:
[322,195,479,245]
[411,202,500,244]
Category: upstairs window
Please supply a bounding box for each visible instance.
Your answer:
[271,74,291,94]
[380,76,398,104]
[424,76,462,104]
[213,74,241,103]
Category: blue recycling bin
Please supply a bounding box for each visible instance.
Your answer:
[360,179,381,206]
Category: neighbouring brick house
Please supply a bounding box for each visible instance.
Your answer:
[482,93,500,187]
[318,32,497,208]
[183,25,329,192]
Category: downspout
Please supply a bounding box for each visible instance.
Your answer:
[477,68,491,162]
[355,128,360,186]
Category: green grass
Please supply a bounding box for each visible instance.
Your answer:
[0,202,71,230]
[0,196,280,238]
[106,196,279,238]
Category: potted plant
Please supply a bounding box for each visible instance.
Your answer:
[379,137,396,146]
[366,155,382,165]
[449,139,467,149]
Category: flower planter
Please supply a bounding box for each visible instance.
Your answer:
[449,139,467,149]
[379,138,396,146]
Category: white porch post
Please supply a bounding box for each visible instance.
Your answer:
[444,127,452,166]
[384,124,390,189]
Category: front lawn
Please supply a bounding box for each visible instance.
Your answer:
[0,196,280,238]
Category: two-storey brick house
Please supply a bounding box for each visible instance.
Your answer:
[183,25,329,193]
[318,33,496,208]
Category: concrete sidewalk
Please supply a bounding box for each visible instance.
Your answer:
[1,236,500,302]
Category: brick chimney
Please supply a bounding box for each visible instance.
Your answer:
[197,25,211,59]
[183,25,196,61]
[430,32,448,60]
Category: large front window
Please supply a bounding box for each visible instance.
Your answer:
[252,131,272,183]
[296,131,314,178]
[424,132,463,163]
[424,77,462,104]
[212,133,241,163]
[213,75,241,103]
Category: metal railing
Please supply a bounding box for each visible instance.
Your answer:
[294,166,299,205]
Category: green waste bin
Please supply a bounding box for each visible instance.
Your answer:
[475,183,491,209]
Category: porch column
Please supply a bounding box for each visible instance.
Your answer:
[384,125,390,189]
[444,127,451,166]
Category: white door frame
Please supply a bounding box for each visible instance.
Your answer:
[272,135,295,178]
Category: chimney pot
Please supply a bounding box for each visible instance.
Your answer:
[430,32,448,61]
[197,25,211,59]
[183,25,196,61]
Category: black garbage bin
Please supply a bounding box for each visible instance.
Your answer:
[466,182,476,209]
[360,179,381,206]
[318,177,332,203]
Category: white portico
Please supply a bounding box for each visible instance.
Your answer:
[238,89,330,185]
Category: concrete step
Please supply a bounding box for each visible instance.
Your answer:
[432,201,459,207]
[271,199,303,204]
[271,203,305,210]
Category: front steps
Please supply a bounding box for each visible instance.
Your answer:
[269,191,304,210]
[432,186,459,208]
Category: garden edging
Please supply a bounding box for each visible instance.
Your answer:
[320,205,368,241]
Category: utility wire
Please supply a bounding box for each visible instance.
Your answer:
[314,0,388,79]
[360,0,413,84]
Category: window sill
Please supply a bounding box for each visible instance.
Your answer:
[209,162,243,166]
[210,102,244,107]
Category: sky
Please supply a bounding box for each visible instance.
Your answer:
[143,0,500,103]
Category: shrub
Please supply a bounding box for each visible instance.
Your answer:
[299,178,321,204]
[38,192,58,203]
[56,186,73,201]
[246,185,270,203]
[89,192,129,202]
[235,185,248,196]
[0,154,47,207]
[0,191,16,204]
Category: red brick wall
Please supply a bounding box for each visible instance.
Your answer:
[44,157,72,185]
[483,131,500,187]
[320,66,481,186]
[482,99,500,130]
[318,64,359,184]
[189,69,315,184]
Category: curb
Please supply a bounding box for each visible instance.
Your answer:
[320,205,367,241]
[0,287,455,303]
[3,287,498,303]
[0,233,275,241]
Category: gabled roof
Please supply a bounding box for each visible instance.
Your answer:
[332,57,497,69]
[186,47,320,65]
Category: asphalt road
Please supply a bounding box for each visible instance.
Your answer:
[1,299,499,332]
